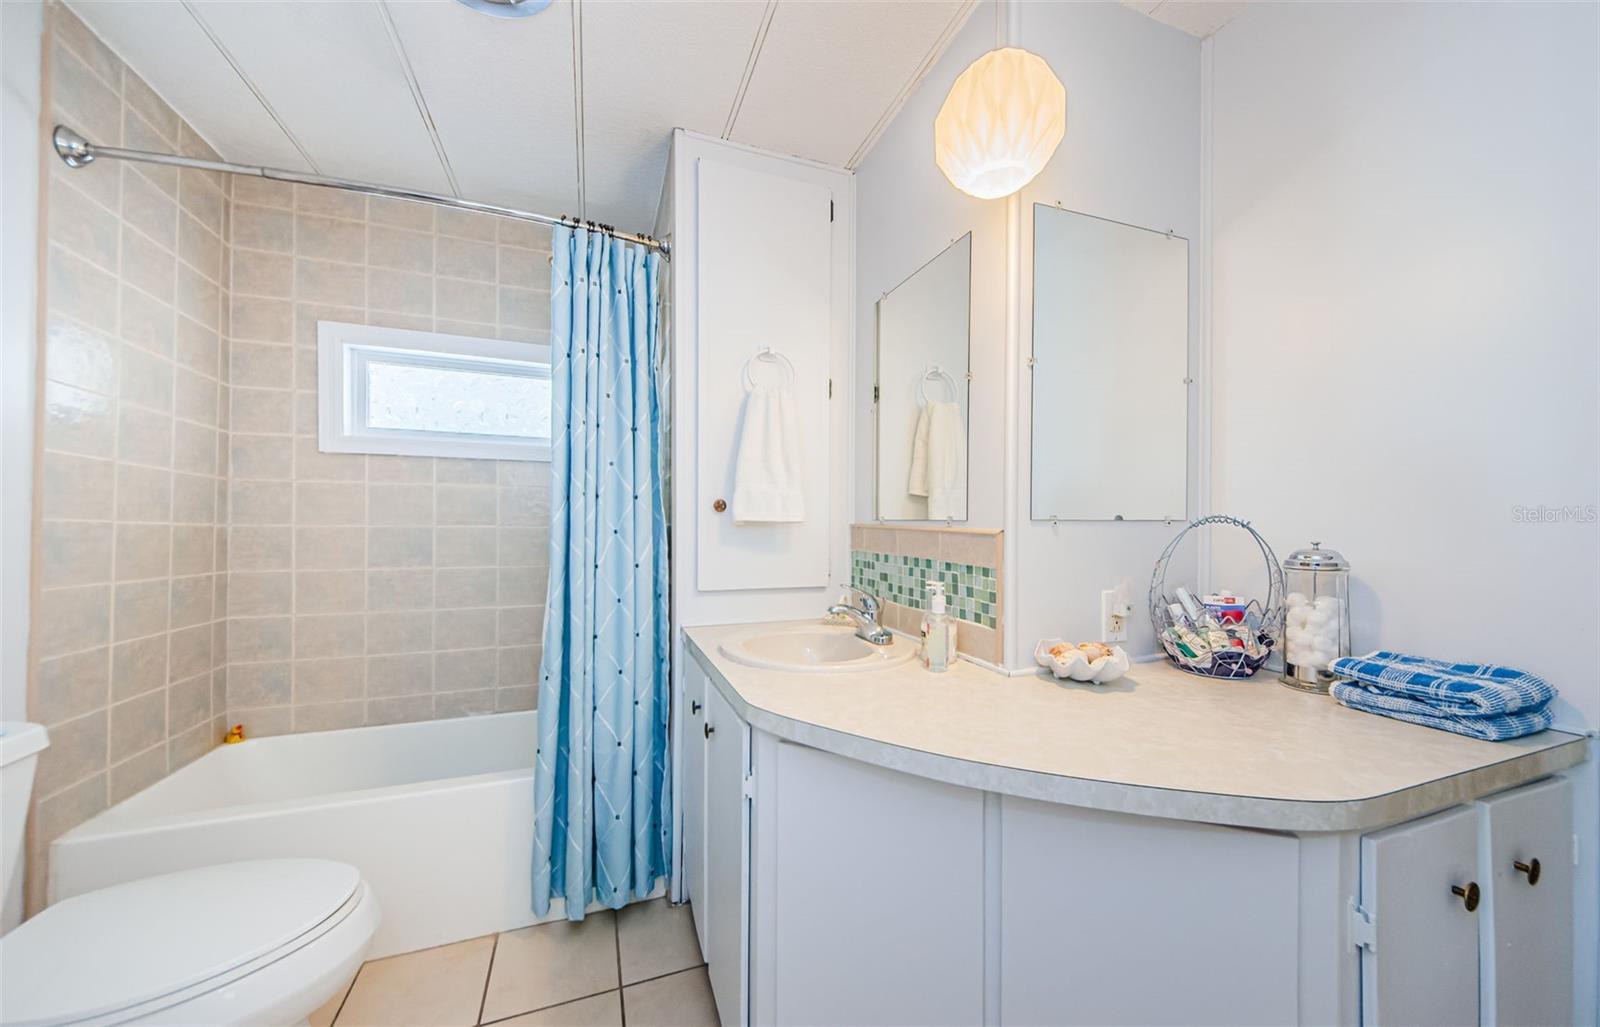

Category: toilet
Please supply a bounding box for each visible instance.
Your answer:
[0,724,381,1026]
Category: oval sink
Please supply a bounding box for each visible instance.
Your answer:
[719,624,915,673]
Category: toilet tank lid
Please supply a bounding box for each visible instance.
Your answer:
[0,859,361,1026]
[0,723,48,768]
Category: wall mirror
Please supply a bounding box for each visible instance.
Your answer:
[1031,206,1188,521]
[876,233,971,521]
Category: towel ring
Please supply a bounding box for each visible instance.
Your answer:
[917,366,960,407]
[742,347,796,391]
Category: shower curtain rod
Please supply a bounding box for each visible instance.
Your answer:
[52,124,671,258]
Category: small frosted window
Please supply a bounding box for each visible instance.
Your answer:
[366,361,551,440]
[317,320,553,461]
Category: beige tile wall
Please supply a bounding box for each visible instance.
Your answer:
[28,4,231,912]
[27,3,555,914]
[220,179,552,734]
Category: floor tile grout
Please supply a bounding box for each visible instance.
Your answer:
[614,913,627,1027]
[473,964,709,1026]
[326,971,358,1027]
[475,930,501,1026]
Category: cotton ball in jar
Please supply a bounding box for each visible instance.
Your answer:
[1287,592,1309,608]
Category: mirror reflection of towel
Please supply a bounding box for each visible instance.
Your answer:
[908,401,966,520]
[733,384,805,523]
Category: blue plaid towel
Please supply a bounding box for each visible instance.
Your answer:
[1330,682,1554,740]
[1329,651,1556,741]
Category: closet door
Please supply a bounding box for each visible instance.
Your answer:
[1478,777,1573,1027]
[681,659,709,956]
[694,156,832,592]
[1360,805,1481,1027]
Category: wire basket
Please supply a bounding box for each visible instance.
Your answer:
[1148,515,1285,679]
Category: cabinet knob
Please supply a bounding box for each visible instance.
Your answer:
[690,700,702,715]
[1513,858,1542,886]
[1451,882,1481,912]
[704,722,714,738]
[713,498,727,513]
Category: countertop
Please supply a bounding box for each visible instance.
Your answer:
[684,622,1588,832]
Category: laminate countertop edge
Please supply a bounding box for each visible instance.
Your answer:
[684,627,1588,834]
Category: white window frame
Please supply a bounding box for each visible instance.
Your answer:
[317,320,553,462]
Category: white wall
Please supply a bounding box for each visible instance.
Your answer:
[855,0,1007,530]
[1,0,43,932]
[1209,3,1599,1019]
[1013,1,1203,664]
[855,1,1204,666]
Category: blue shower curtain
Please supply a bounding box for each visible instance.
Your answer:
[532,226,670,919]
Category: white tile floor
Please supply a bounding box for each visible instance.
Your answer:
[311,899,716,1027]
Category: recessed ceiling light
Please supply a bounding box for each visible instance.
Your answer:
[452,0,552,19]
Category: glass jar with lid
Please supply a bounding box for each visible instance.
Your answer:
[1280,542,1350,693]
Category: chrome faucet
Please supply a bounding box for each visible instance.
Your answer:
[828,588,894,646]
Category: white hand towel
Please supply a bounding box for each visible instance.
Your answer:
[907,404,931,498]
[732,384,805,523]
[924,401,967,521]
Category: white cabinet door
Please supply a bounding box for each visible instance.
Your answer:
[1000,798,1300,1026]
[1478,777,1574,1027]
[770,742,984,1026]
[694,156,833,592]
[681,660,709,956]
[1361,805,1481,1027]
[703,683,750,1026]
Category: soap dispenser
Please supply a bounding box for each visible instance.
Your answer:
[920,581,958,672]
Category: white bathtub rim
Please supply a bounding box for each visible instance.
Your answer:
[56,766,535,846]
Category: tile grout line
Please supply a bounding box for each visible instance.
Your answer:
[475,930,501,1025]
[614,914,626,1027]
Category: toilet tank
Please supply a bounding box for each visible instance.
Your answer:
[1,724,49,923]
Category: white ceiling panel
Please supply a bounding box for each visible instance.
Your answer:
[730,0,967,168]
[185,0,449,192]
[1121,0,1251,38]
[64,0,311,169]
[386,0,579,215]
[580,0,766,230]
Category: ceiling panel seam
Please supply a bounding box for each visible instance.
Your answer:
[572,0,587,218]
[377,0,461,198]
[722,0,778,140]
[180,0,320,173]
[845,0,979,170]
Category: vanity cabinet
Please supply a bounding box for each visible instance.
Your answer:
[1477,777,1573,1027]
[703,682,751,1027]
[680,660,708,955]
[1356,777,1575,1027]
[681,636,1584,1027]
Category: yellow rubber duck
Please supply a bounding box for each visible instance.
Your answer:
[223,724,246,744]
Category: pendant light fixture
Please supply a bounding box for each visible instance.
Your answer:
[934,47,1066,200]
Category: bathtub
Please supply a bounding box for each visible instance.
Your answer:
[51,712,543,959]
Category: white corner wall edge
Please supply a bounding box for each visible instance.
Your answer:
[1,0,44,936]
[664,128,854,899]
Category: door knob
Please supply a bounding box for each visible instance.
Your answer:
[1513,858,1542,885]
[690,700,702,715]
[713,498,727,513]
[1451,882,1480,912]
[704,722,714,738]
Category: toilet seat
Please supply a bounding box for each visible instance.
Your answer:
[0,859,379,1027]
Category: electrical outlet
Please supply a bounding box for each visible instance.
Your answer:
[1101,589,1130,642]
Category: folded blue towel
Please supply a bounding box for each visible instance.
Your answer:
[1329,651,1554,716]
[1328,651,1556,740]
[1330,682,1554,741]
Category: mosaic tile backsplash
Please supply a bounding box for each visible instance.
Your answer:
[851,551,999,629]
